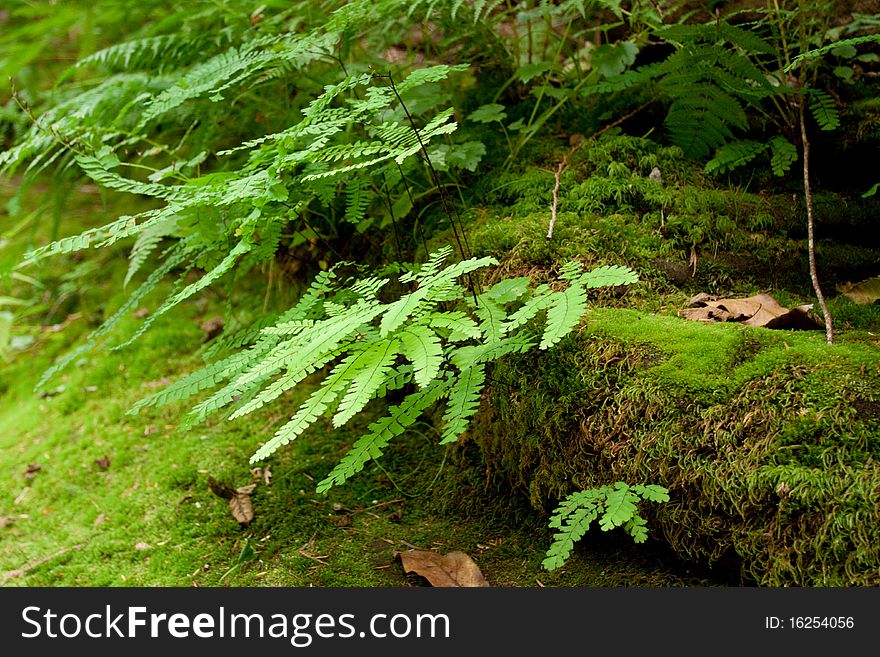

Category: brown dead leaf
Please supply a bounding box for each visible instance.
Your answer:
[22,463,41,479]
[200,316,224,341]
[208,477,255,526]
[95,456,110,471]
[207,476,236,499]
[229,494,254,526]
[397,550,490,587]
[0,516,14,529]
[838,276,880,305]
[680,293,822,330]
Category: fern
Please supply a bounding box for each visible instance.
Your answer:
[543,482,670,571]
[655,23,776,159]
[135,248,637,492]
[399,325,443,388]
[768,136,798,176]
[705,140,767,175]
[808,89,840,131]
[540,281,587,349]
[440,364,486,444]
[315,377,451,493]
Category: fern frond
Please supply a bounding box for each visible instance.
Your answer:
[578,264,638,288]
[125,217,177,287]
[314,377,450,490]
[472,295,507,342]
[398,325,443,388]
[35,245,185,390]
[705,140,767,175]
[440,365,486,444]
[503,289,553,334]
[768,136,797,176]
[113,240,253,351]
[540,281,587,349]
[424,312,482,342]
[332,338,401,428]
[248,352,370,462]
[808,90,840,131]
[344,174,371,224]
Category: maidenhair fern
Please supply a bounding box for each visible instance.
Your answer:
[131,246,638,493]
[543,482,670,571]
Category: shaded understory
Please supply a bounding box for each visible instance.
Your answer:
[2,133,879,586]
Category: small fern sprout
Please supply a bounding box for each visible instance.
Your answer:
[543,482,670,571]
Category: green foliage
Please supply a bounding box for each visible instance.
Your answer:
[543,482,670,570]
[654,23,777,159]
[132,246,637,492]
[808,89,840,131]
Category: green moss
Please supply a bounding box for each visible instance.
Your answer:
[470,308,880,585]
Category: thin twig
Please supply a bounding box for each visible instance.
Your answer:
[799,98,833,344]
[546,97,657,242]
[1,544,84,585]
[546,157,567,241]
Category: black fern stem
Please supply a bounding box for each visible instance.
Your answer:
[799,98,833,344]
[379,73,472,263]
[334,57,404,262]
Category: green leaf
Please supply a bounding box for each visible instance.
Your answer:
[591,41,638,78]
[809,90,839,131]
[540,282,587,349]
[705,140,766,175]
[444,141,486,172]
[316,378,450,493]
[599,482,639,530]
[579,264,638,288]
[468,103,507,124]
[515,61,553,83]
[425,312,482,342]
[473,295,507,343]
[440,365,486,444]
[332,339,400,427]
[769,136,797,177]
[398,325,443,389]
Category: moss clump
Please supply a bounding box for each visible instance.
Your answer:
[463,135,879,300]
[469,309,880,586]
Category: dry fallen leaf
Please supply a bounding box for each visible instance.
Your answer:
[134,542,151,551]
[680,293,822,330]
[22,463,41,479]
[397,550,490,587]
[838,276,880,305]
[95,456,111,471]
[228,494,254,527]
[207,476,255,526]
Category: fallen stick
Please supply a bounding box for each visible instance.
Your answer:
[0,544,84,585]
[546,157,567,241]
[546,97,658,242]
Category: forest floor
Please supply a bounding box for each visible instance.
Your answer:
[2,131,878,586]
[0,176,719,587]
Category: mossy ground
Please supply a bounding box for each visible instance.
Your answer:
[2,135,877,588]
[442,135,880,586]
[0,178,714,587]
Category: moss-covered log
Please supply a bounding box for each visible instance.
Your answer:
[469,309,880,586]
